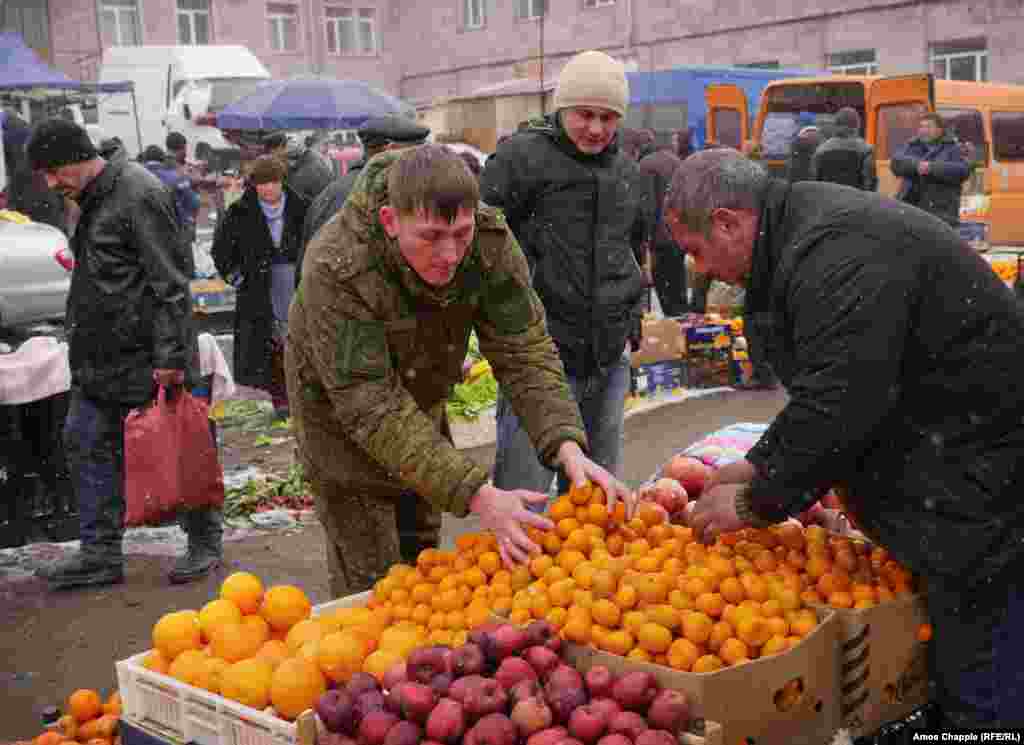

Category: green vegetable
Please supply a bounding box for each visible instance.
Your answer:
[446,369,497,421]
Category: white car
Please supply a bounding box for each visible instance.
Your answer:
[0,219,72,329]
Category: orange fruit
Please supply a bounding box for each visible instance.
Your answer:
[736,616,772,648]
[510,608,533,625]
[719,577,746,604]
[195,656,232,694]
[628,647,653,663]
[719,637,750,666]
[363,648,404,681]
[221,572,265,615]
[695,592,725,619]
[463,566,488,588]
[557,518,582,540]
[67,689,103,723]
[573,588,596,609]
[466,604,491,629]
[667,637,701,671]
[637,574,670,605]
[569,483,593,505]
[271,657,327,720]
[34,734,64,745]
[285,618,326,653]
[622,610,648,635]
[210,621,263,663]
[614,584,639,610]
[917,623,933,642]
[669,589,695,612]
[478,551,501,576]
[572,562,596,589]
[646,604,681,632]
[199,598,244,643]
[562,615,592,644]
[558,549,588,575]
[592,599,622,628]
[221,657,274,709]
[549,498,576,522]
[318,631,367,682]
[692,654,724,673]
[591,569,617,599]
[101,691,122,717]
[546,607,568,630]
[586,502,610,527]
[530,554,554,579]
[603,629,636,656]
[169,648,210,685]
[828,591,855,609]
[708,621,733,652]
[255,639,291,671]
[761,636,789,656]
[153,610,203,661]
[141,649,171,675]
[260,585,312,632]
[637,503,666,527]
[638,622,673,654]
[790,611,818,637]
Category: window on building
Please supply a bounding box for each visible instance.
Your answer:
[99,0,140,46]
[465,0,485,28]
[325,6,376,54]
[517,0,545,19]
[2,0,52,57]
[992,111,1024,160]
[931,40,988,82]
[939,107,988,162]
[177,0,210,44]
[878,101,929,158]
[583,0,615,7]
[827,49,879,75]
[737,61,780,69]
[267,3,298,51]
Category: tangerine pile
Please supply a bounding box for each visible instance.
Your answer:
[28,689,121,745]
[497,483,918,673]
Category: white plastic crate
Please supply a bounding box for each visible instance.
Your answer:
[116,591,373,745]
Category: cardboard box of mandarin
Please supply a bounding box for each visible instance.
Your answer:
[562,608,842,745]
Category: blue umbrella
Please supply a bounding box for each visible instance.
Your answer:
[216,77,407,131]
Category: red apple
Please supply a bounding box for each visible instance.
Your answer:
[588,698,622,722]
[426,698,467,745]
[607,711,648,741]
[451,643,487,678]
[635,730,677,745]
[463,678,510,722]
[511,696,554,738]
[495,657,538,691]
[584,666,615,700]
[464,713,518,745]
[524,646,561,680]
[662,456,710,498]
[567,704,609,744]
[611,672,659,711]
[358,711,400,745]
[527,727,569,745]
[646,689,690,733]
[384,721,422,745]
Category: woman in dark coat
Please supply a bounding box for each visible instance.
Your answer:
[212,155,309,417]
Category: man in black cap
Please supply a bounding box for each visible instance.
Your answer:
[263,130,334,203]
[26,119,203,590]
[298,114,429,287]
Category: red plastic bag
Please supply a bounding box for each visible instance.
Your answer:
[124,386,224,526]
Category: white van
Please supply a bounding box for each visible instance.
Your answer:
[98,45,269,169]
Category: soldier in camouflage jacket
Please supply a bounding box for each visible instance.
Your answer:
[287,145,633,597]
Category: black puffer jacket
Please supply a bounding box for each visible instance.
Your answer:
[480,115,651,377]
[811,127,877,191]
[67,157,195,405]
[742,179,1024,584]
[285,144,335,203]
[891,136,968,226]
[297,159,366,287]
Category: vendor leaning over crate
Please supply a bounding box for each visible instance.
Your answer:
[667,148,1024,728]
[286,144,635,599]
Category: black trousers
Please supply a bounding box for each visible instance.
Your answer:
[652,241,688,317]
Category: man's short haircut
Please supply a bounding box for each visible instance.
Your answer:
[835,107,861,132]
[166,131,187,151]
[262,132,289,150]
[387,145,480,222]
[665,148,768,236]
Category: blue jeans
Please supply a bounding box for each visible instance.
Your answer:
[927,569,1024,727]
[493,353,630,505]
[63,391,133,560]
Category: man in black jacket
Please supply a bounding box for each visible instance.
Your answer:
[481,50,651,497]
[811,106,877,191]
[891,112,969,227]
[299,116,429,287]
[263,131,334,203]
[27,119,205,589]
[671,148,1024,727]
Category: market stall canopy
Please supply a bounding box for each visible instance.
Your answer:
[215,76,408,131]
[0,32,132,92]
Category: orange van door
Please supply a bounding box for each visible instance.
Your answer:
[867,74,934,198]
[706,84,748,151]
[988,108,1024,245]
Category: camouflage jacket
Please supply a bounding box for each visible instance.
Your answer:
[287,150,587,517]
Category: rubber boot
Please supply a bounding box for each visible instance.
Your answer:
[37,546,124,590]
[169,508,224,584]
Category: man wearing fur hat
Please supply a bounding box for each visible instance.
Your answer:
[480,50,652,499]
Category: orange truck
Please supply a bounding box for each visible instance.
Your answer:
[719,73,1024,246]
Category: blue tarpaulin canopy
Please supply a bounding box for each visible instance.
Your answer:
[216,77,407,130]
[0,32,132,92]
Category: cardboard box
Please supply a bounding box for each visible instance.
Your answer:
[562,609,841,745]
[815,594,930,738]
[633,360,687,399]
[682,323,735,389]
[632,318,686,367]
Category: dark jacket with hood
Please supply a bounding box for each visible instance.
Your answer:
[212,185,308,390]
[67,156,196,404]
[283,143,335,203]
[298,158,367,287]
[891,136,969,226]
[811,126,878,191]
[739,179,1024,585]
[479,114,652,377]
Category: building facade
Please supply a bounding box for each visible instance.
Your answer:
[12,0,1024,106]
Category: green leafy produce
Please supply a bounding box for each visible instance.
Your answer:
[223,464,311,518]
[446,369,497,421]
